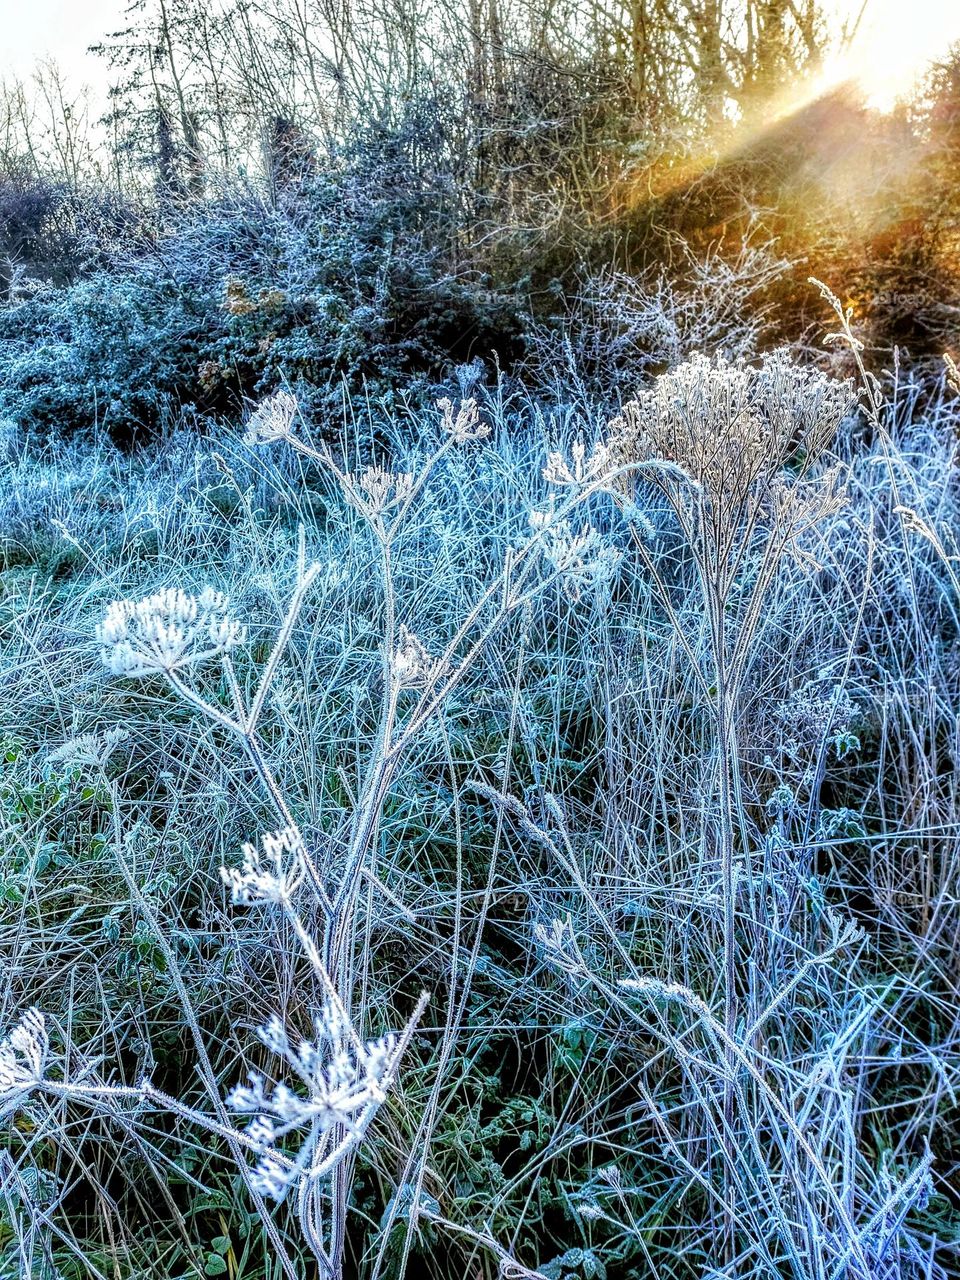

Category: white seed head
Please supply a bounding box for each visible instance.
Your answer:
[249,1151,297,1199]
[343,465,416,518]
[536,517,621,602]
[543,439,612,488]
[226,1007,402,1199]
[243,390,299,445]
[391,625,438,688]
[97,587,246,678]
[0,1008,48,1116]
[220,827,306,906]
[47,726,129,769]
[437,396,488,442]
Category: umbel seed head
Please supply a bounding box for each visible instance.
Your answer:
[97,587,246,677]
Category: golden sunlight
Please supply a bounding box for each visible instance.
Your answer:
[825,0,960,112]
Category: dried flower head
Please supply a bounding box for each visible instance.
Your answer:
[392,625,438,688]
[46,727,130,770]
[226,1001,401,1200]
[343,466,416,519]
[221,827,306,905]
[543,438,611,489]
[243,391,299,445]
[530,505,620,602]
[0,1008,48,1116]
[606,352,853,514]
[98,587,246,678]
[437,397,488,442]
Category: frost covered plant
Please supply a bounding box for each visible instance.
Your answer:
[543,438,611,489]
[226,1001,406,1201]
[80,393,586,1277]
[530,509,621,601]
[221,826,307,905]
[97,587,246,677]
[0,1009,48,1117]
[605,351,852,510]
[46,726,129,769]
[437,396,488,442]
[591,351,857,1243]
[391,625,438,688]
[342,465,416,519]
[775,674,862,759]
[243,389,300,444]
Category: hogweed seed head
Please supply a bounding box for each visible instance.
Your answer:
[437,396,488,442]
[343,466,416,518]
[97,587,246,678]
[530,510,621,602]
[221,827,306,905]
[47,727,130,770]
[392,625,438,688]
[243,390,299,445]
[0,1008,48,1116]
[226,1000,402,1199]
[543,438,612,488]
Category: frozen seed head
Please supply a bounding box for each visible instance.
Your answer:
[530,505,621,602]
[437,396,488,442]
[343,465,416,518]
[226,1002,401,1199]
[0,1008,48,1116]
[221,827,306,905]
[543,438,611,488]
[391,625,438,688]
[533,915,581,972]
[47,726,129,770]
[97,587,246,678]
[606,352,854,509]
[619,976,712,1018]
[243,390,299,445]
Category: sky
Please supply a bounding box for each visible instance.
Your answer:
[2,0,960,112]
[1,0,123,83]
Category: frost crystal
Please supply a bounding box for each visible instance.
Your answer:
[220,827,306,905]
[97,587,246,678]
[0,1008,48,1115]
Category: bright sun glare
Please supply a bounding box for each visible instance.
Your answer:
[823,0,960,113]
